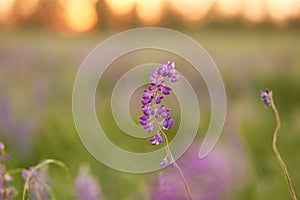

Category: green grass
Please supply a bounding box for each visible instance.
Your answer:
[0,26,299,199]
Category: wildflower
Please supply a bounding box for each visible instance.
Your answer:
[140,63,193,199]
[75,164,102,200]
[260,89,298,199]
[260,89,271,107]
[139,61,179,144]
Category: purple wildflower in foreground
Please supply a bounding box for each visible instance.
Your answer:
[139,62,193,199]
[139,61,179,143]
[75,164,102,200]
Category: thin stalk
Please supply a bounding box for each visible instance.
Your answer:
[270,92,297,200]
[154,120,193,200]
[159,130,194,200]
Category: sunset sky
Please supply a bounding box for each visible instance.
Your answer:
[0,0,299,32]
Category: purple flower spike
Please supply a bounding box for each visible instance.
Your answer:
[139,62,179,146]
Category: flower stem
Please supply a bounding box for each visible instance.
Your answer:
[270,92,297,200]
[158,129,193,200]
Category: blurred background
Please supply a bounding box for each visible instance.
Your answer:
[0,0,300,199]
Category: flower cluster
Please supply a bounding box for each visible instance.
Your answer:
[139,61,179,145]
[0,141,18,200]
[260,89,272,107]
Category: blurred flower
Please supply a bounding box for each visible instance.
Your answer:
[151,141,247,200]
[0,140,18,200]
[0,95,36,153]
[22,166,50,200]
[260,89,272,107]
[75,164,102,200]
[0,73,48,154]
[159,158,168,168]
[0,142,4,151]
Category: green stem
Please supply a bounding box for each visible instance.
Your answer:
[270,92,297,200]
[159,130,194,200]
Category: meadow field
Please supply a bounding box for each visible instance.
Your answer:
[0,26,300,199]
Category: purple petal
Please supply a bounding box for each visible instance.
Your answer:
[162,87,170,95]
[141,99,148,105]
[139,120,147,125]
[148,85,156,90]
[158,68,163,75]
[157,106,164,115]
[156,96,164,104]
[171,74,180,82]
[167,119,174,129]
[160,158,168,168]
[161,111,169,118]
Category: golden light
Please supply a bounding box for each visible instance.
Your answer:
[266,0,300,23]
[0,0,15,22]
[242,0,266,22]
[169,0,214,21]
[64,0,98,32]
[136,0,163,25]
[105,0,136,16]
[18,0,40,18]
[1,0,300,31]
[216,0,242,18]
